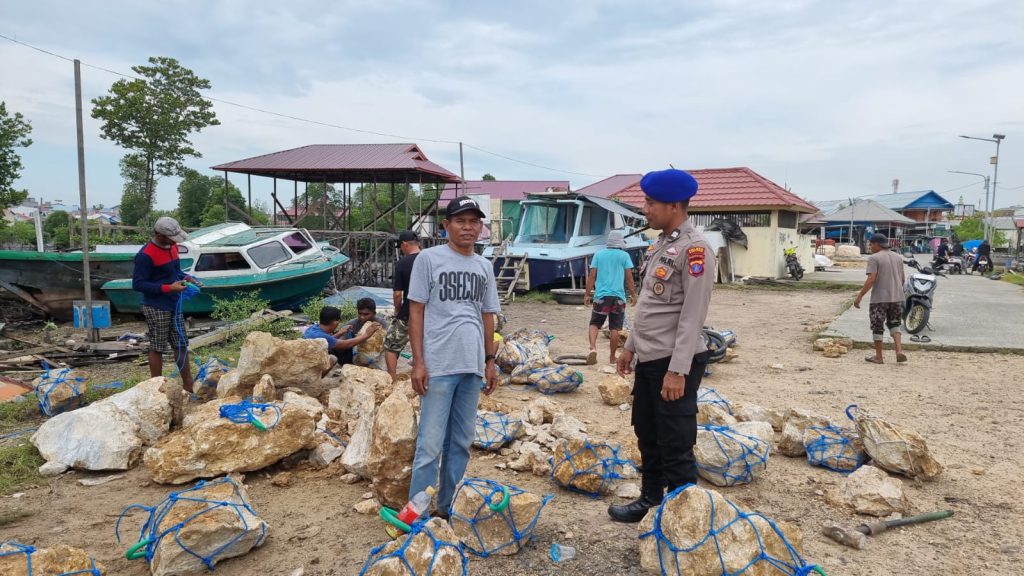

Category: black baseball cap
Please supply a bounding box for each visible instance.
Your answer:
[397,230,419,243]
[869,233,889,247]
[445,196,486,219]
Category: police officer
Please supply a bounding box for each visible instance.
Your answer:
[608,168,715,523]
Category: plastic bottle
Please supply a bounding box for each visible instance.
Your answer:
[550,543,576,563]
[396,485,436,525]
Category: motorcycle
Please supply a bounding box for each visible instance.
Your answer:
[930,254,965,274]
[784,247,804,280]
[973,254,993,275]
[903,259,945,334]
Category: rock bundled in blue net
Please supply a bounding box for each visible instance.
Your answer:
[527,365,583,394]
[473,411,523,451]
[551,437,638,497]
[0,541,105,575]
[360,517,467,576]
[33,366,89,417]
[696,386,732,414]
[639,484,824,576]
[193,357,231,402]
[115,476,267,575]
[694,424,771,487]
[495,329,551,374]
[449,478,553,557]
[804,424,865,473]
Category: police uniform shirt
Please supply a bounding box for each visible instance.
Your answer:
[624,219,715,375]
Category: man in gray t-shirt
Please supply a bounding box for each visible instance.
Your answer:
[407,196,501,514]
[854,233,907,364]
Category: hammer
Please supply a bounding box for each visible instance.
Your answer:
[823,510,954,550]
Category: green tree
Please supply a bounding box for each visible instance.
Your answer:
[43,210,69,237]
[955,215,1006,246]
[91,56,219,215]
[0,102,33,209]
[482,173,496,181]
[203,179,246,225]
[293,183,344,229]
[176,169,213,227]
[118,154,151,227]
[0,220,37,245]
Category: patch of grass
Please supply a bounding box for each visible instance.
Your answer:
[0,400,40,436]
[0,508,33,527]
[0,441,44,495]
[1001,272,1024,287]
[514,290,555,303]
[83,375,143,405]
[719,280,861,292]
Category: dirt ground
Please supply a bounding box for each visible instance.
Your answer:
[2,287,1022,575]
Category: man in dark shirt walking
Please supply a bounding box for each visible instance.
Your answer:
[385,230,422,381]
[132,217,201,393]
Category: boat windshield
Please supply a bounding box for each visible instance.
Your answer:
[247,242,292,268]
[518,203,577,244]
[195,252,252,272]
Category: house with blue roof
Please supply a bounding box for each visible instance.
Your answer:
[868,190,954,238]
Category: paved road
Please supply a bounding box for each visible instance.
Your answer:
[819,257,1024,352]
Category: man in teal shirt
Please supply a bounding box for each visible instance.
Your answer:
[584,231,637,365]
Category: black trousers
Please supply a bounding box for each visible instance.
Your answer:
[631,353,709,492]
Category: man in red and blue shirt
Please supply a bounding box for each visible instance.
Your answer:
[132,217,200,392]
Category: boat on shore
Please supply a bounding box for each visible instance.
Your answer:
[482,193,648,290]
[0,246,139,319]
[101,223,348,314]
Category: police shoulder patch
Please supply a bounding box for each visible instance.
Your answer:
[687,245,706,277]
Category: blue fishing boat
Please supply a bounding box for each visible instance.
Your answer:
[102,223,348,314]
[482,193,647,290]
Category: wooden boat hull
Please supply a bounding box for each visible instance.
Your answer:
[0,250,137,319]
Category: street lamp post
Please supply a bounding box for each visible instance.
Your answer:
[949,170,990,238]
[959,134,1006,243]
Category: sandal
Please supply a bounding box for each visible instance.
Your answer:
[586,350,598,365]
[910,335,921,342]
[896,353,908,363]
[919,335,931,343]
[864,356,884,364]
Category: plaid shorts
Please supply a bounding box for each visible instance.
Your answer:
[142,305,188,353]
[383,318,410,353]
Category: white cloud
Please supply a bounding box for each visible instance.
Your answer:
[1,0,1022,211]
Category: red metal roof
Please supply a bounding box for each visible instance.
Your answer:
[1015,218,1024,229]
[212,144,460,183]
[612,167,817,213]
[440,180,570,202]
[575,174,642,198]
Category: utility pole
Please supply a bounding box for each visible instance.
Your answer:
[959,134,1006,243]
[459,142,466,196]
[74,59,99,343]
[949,171,991,239]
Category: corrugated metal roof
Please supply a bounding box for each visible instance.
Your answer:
[816,199,915,224]
[575,174,642,198]
[211,144,460,183]
[440,180,570,202]
[613,167,818,213]
[869,191,953,211]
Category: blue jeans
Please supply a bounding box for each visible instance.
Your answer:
[409,372,482,513]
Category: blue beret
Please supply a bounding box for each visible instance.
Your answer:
[640,169,698,202]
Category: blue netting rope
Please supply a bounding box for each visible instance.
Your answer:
[550,439,638,498]
[218,398,282,431]
[169,278,200,378]
[115,477,266,569]
[696,386,732,414]
[0,541,103,575]
[448,478,553,558]
[358,516,467,576]
[473,412,522,450]
[527,365,583,395]
[805,424,864,473]
[696,425,770,486]
[34,364,87,417]
[639,485,825,576]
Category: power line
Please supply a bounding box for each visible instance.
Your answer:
[0,32,605,178]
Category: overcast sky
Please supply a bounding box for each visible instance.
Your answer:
[2,0,1023,212]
